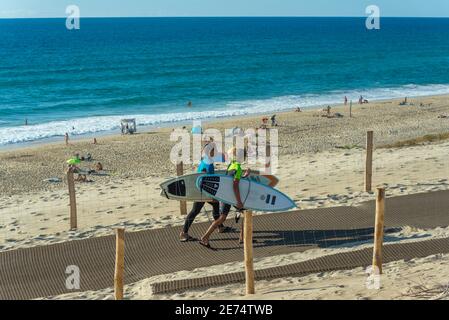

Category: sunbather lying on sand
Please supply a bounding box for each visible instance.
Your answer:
[75,174,88,182]
[95,162,103,171]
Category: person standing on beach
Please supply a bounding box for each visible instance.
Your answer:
[64,132,69,145]
[180,142,228,242]
[344,96,348,105]
[270,114,278,127]
[199,147,250,249]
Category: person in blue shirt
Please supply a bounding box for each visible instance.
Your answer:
[180,142,227,242]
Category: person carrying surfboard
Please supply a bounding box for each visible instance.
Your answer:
[180,142,229,242]
[199,147,250,248]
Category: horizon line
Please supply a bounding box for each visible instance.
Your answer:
[1,15,449,20]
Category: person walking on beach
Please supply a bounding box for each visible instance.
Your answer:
[344,96,348,105]
[199,147,250,249]
[180,142,229,242]
[270,114,278,127]
[64,132,69,145]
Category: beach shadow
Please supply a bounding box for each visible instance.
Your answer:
[264,285,341,294]
[209,227,413,251]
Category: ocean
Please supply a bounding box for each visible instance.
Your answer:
[1,17,449,146]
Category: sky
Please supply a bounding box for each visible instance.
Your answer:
[1,0,448,18]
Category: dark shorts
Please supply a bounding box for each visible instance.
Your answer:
[220,203,232,216]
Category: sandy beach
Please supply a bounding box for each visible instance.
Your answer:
[1,94,449,299]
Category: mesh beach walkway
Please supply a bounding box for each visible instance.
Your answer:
[1,190,449,299]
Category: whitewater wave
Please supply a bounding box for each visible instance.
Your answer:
[1,83,449,146]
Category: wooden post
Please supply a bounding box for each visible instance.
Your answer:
[349,100,352,118]
[244,210,255,295]
[176,161,187,215]
[265,143,271,174]
[67,169,77,230]
[372,188,385,274]
[365,131,374,192]
[114,228,125,300]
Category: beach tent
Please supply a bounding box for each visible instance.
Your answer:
[120,119,137,134]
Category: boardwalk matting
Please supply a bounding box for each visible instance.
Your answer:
[0,190,448,299]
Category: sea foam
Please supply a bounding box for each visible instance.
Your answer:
[1,83,449,146]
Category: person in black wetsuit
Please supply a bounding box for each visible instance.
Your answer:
[179,143,228,242]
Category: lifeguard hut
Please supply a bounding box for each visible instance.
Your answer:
[120,119,137,134]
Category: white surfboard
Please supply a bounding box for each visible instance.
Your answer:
[196,174,296,212]
[160,171,279,202]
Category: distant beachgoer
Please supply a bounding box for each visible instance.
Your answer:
[187,101,192,107]
[66,155,80,168]
[344,96,348,105]
[95,162,103,171]
[295,107,302,112]
[25,119,28,126]
[85,153,92,161]
[65,133,69,145]
[75,174,87,182]
[261,117,268,129]
[93,138,97,144]
[359,96,363,104]
[270,115,278,127]
[327,106,331,117]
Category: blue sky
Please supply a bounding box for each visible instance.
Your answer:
[1,0,448,18]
